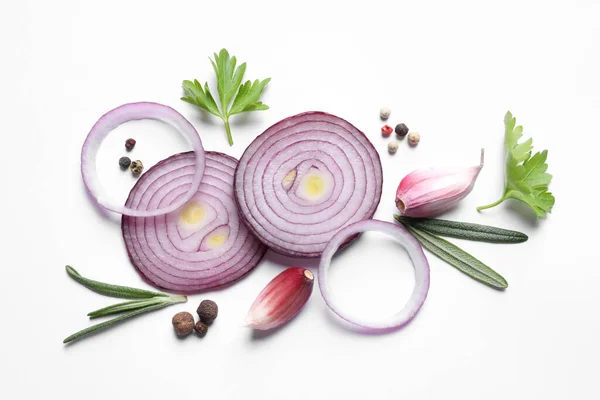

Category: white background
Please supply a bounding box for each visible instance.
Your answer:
[1,1,599,399]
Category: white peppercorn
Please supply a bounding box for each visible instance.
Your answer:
[388,140,399,154]
[379,107,391,120]
[407,132,420,146]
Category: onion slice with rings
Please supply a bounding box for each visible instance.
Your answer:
[234,111,383,258]
[122,151,267,293]
[318,219,430,332]
[81,102,206,217]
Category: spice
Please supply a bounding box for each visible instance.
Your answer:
[395,123,409,138]
[62,266,187,344]
[381,125,393,137]
[197,300,218,325]
[119,156,131,170]
[194,321,208,337]
[125,138,136,151]
[379,107,391,120]
[388,140,399,154]
[401,224,508,289]
[130,160,144,175]
[172,312,195,337]
[394,215,528,243]
[408,132,420,146]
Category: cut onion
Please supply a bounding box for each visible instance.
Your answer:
[122,151,267,293]
[234,111,383,257]
[81,102,206,217]
[318,219,430,332]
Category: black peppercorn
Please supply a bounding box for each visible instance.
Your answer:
[194,321,208,337]
[395,123,409,138]
[119,157,131,171]
[119,156,131,170]
[125,138,136,151]
[197,300,218,325]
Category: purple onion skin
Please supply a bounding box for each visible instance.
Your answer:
[234,111,383,258]
[122,151,267,294]
[318,219,430,333]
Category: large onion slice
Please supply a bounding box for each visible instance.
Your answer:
[234,111,383,257]
[81,102,206,217]
[318,219,430,332]
[122,151,267,293]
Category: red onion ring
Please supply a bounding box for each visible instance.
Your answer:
[318,219,430,332]
[234,112,383,257]
[81,102,206,217]
[122,151,267,293]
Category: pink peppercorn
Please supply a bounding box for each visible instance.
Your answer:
[381,125,393,137]
[125,138,136,151]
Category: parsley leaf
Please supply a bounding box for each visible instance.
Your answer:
[477,111,555,218]
[182,49,270,145]
[181,79,221,117]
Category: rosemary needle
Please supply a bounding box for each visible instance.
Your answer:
[66,265,168,299]
[63,266,187,344]
[402,225,508,289]
[394,215,528,243]
[64,297,186,344]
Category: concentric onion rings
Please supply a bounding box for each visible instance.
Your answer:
[318,219,430,332]
[122,151,267,293]
[234,111,383,257]
[81,102,206,217]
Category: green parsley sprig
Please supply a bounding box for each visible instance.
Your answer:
[182,49,271,145]
[478,111,555,218]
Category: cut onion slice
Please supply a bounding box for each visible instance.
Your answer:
[318,219,430,332]
[234,111,383,257]
[81,102,205,217]
[122,151,267,293]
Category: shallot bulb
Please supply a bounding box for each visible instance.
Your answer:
[396,149,484,218]
[245,268,314,330]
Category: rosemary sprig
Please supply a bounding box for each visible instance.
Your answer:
[394,215,528,243]
[399,224,508,289]
[63,266,187,344]
[64,298,186,344]
[66,265,168,299]
[87,298,166,319]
